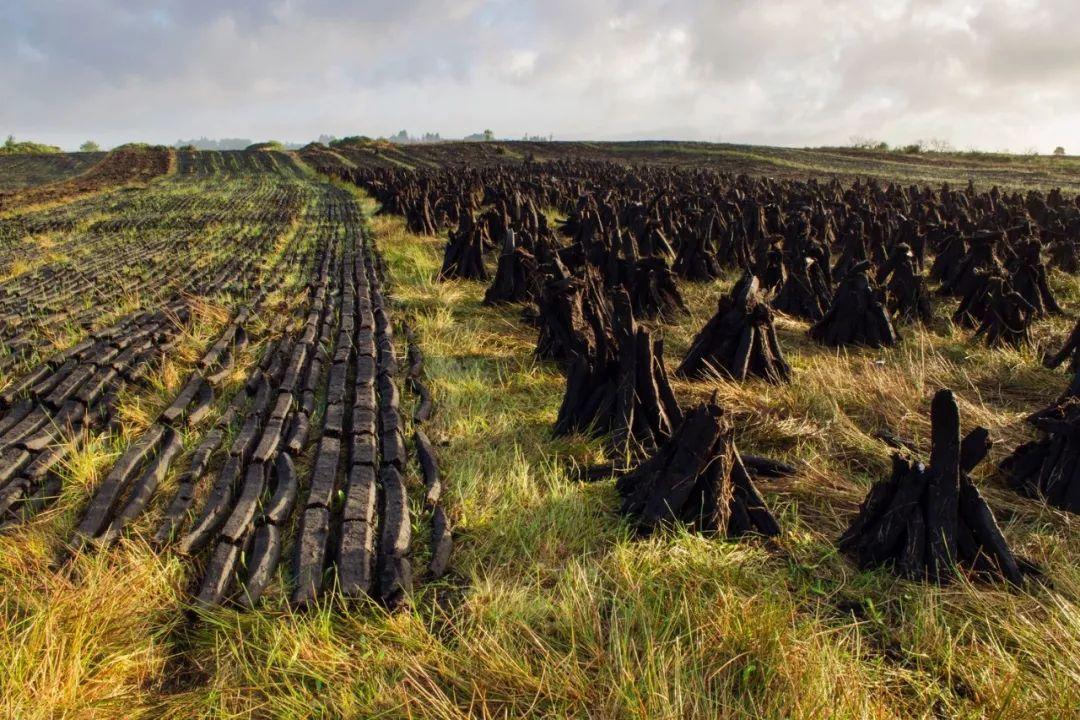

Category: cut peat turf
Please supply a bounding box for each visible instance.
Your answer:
[839,389,1031,584]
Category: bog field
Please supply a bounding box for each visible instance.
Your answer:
[0,141,1077,719]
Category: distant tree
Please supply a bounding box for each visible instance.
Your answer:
[926,138,954,153]
[80,140,101,152]
[849,136,888,152]
[1054,146,1066,156]
[483,129,495,141]
[329,136,373,148]
[0,134,62,154]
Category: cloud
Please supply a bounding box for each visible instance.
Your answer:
[1,0,1076,152]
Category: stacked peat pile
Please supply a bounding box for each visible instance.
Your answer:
[970,276,1035,348]
[839,389,1026,584]
[1048,233,1079,273]
[952,272,1005,328]
[617,400,781,538]
[626,256,688,321]
[938,231,1003,299]
[672,212,723,281]
[773,238,832,321]
[1000,399,1080,513]
[809,261,898,348]
[553,289,681,455]
[1006,238,1063,317]
[877,243,933,323]
[439,207,488,281]
[677,273,791,383]
[929,231,966,286]
[483,229,540,305]
[534,258,615,365]
[1029,319,1080,422]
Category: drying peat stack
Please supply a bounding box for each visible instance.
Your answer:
[626,256,688,321]
[483,229,540,305]
[938,231,1002,299]
[929,233,966,285]
[438,210,488,281]
[677,273,791,384]
[616,400,781,538]
[1049,234,1079,273]
[1007,239,1063,317]
[534,259,615,365]
[952,271,1003,328]
[673,218,723,281]
[1030,319,1080,422]
[971,276,1035,348]
[553,290,681,455]
[839,389,1025,584]
[1001,400,1080,513]
[809,261,898,348]
[877,243,933,323]
[773,252,832,321]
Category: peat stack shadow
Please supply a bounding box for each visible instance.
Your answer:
[809,261,898,348]
[676,273,791,384]
[617,400,781,538]
[839,389,1027,584]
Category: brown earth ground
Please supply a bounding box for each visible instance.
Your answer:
[302,140,1080,192]
[0,145,174,212]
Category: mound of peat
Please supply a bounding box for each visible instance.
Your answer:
[809,261,898,348]
[676,273,791,384]
[839,389,1028,584]
[1001,399,1080,513]
[617,400,781,538]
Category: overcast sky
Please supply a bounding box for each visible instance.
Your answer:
[2,0,1076,152]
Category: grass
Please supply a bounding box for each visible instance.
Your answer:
[0,175,1077,717]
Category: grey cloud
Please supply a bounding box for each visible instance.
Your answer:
[1,0,1077,152]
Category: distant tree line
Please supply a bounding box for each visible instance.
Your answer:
[175,137,254,151]
[174,137,304,151]
[314,130,554,146]
[848,136,1068,157]
[1,135,62,154]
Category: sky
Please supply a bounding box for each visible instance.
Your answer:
[2,0,1077,152]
